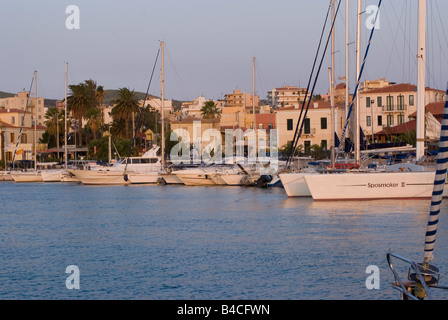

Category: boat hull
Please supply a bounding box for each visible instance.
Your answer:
[11,172,43,183]
[68,169,130,185]
[175,173,216,186]
[304,171,448,201]
[160,173,183,184]
[279,173,312,197]
[127,172,160,184]
[41,171,63,182]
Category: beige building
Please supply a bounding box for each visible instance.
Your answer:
[358,83,445,142]
[141,97,173,115]
[268,86,308,109]
[276,100,345,153]
[0,91,45,126]
[0,108,46,165]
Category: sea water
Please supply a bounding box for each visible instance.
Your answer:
[1,182,448,300]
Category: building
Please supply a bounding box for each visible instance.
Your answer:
[141,97,173,115]
[0,91,45,126]
[268,86,308,109]
[276,100,345,153]
[358,83,445,142]
[0,108,46,166]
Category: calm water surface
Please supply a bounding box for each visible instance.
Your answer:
[1,181,448,300]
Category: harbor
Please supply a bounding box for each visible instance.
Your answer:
[2,181,448,300]
[2,0,448,303]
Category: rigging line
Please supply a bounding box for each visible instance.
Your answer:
[124,48,161,174]
[339,0,383,148]
[285,0,332,166]
[11,75,34,169]
[289,0,343,166]
[165,44,192,101]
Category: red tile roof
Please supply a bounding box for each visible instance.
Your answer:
[409,102,446,117]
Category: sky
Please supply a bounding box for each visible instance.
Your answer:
[1,0,448,102]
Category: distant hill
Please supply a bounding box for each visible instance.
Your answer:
[0,89,185,110]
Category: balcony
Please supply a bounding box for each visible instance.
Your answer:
[382,104,407,113]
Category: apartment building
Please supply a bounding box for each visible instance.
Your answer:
[268,86,308,109]
[358,83,445,142]
[0,91,45,126]
[276,100,345,153]
[0,108,46,164]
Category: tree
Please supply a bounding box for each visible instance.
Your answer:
[67,79,104,146]
[111,88,141,139]
[200,100,220,119]
[44,108,64,147]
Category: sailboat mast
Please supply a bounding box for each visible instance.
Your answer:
[345,0,350,141]
[34,70,37,171]
[64,62,68,170]
[330,0,336,168]
[416,0,426,162]
[253,57,257,154]
[355,0,362,165]
[161,41,165,170]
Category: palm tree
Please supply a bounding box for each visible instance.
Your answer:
[200,100,220,119]
[44,107,63,145]
[67,80,104,146]
[111,88,141,139]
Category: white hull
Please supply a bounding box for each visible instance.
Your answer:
[279,173,312,197]
[219,174,245,186]
[127,172,160,184]
[160,173,183,184]
[0,172,13,181]
[41,170,63,182]
[304,171,448,201]
[209,173,227,185]
[175,172,216,186]
[68,169,130,185]
[11,172,43,183]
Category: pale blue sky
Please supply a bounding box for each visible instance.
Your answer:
[1,0,447,102]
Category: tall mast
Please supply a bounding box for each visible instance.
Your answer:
[161,41,165,170]
[64,62,68,169]
[34,70,37,171]
[345,0,350,140]
[253,57,257,154]
[416,0,426,162]
[330,0,336,168]
[355,0,362,165]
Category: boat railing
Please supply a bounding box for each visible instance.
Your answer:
[386,251,441,300]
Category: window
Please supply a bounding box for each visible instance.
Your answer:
[409,95,414,106]
[366,97,371,108]
[321,140,327,151]
[378,115,383,126]
[21,134,27,143]
[386,96,394,111]
[304,118,311,134]
[287,119,293,131]
[11,116,15,124]
[397,95,405,111]
[304,141,311,153]
[10,133,15,142]
[377,96,383,107]
[387,115,394,127]
[367,116,372,127]
[397,114,405,125]
[321,117,327,130]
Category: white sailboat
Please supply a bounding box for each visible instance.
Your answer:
[279,0,339,197]
[68,145,161,185]
[11,70,43,183]
[304,0,448,201]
